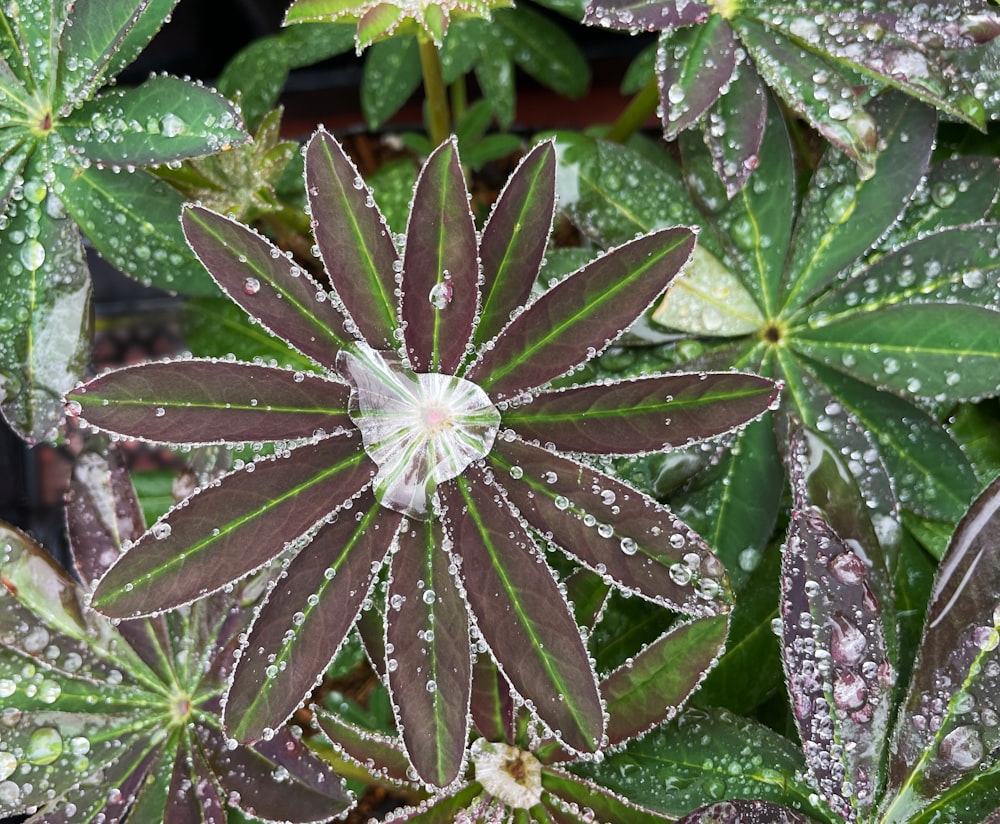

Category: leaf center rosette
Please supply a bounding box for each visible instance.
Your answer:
[337,342,501,518]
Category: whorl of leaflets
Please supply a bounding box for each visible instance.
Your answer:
[67,130,780,788]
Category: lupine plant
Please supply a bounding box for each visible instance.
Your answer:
[66,132,778,790]
[0,445,350,821]
[585,0,1000,193]
[0,0,247,442]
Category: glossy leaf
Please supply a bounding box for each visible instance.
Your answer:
[541,770,673,824]
[475,140,556,350]
[444,469,605,754]
[470,655,516,745]
[601,614,728,746]
[493,6,589,100]
[503,372,777,455]
[63,75,245,165]
[400,138,479,374]
[467,227,695,398]
[657,18,736,139]
[783,429,895,821]
[92,436,373,618]
[181,204,351,364]
[361,36,421,130]
[782,93,936,314]
[572,707,828,819]
[386,517,471,787]
[68,360,351,444]
[583,0,710,33]
[677,800,818,824]
[55,163,215,295]
[492,436,732,616]
[306,129,400,350]
[0,167,91,443]
[313,709,414,785]
[225,490,396,741]
[885,474,1000,816]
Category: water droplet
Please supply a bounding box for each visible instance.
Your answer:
[830,613,867,667]
[939,725,983,769]
[243,277,261,295]
[620,537,638,555]
[829,551,866,585]
[151,522,172,540]
[159,113,188,137]
[428,281,453,309]
[0,752,15,781]
[26,726,63,765]
[422,589,436,605]
[20,239,45,270]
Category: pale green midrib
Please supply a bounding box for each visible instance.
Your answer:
[424,517,458,784]
[672,278,765,326]
[318,139,397,340]
[85,396,348,415]
[737,182,779,320]
[793,337,1000,359]
[458,476,597,749]
[483,235,689,388]
[99,450,366,604]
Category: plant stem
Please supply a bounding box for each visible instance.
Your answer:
[605,76,659,144]
[418,36,450,146]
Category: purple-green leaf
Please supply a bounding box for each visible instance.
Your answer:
[313,709,414,785]
[781,488,894,820]
[224,490,396,741]
[306,129,400,350]
[474,140,556,351]
[400,138,479,374]
[387,517,471,788]
[68,361,351,445]
[182,204,351,367]
[676,800,817,824]
[542,770,673,824]
[601,614,728,747]
[584,0,711,32]
[491,436,732,616]
[443,469,605,754]
[702,60,767,199]
[885,474,1000,814]
[503,372,777,455]
[658,18,736,139]
[470,656,516,745]
[92,436,373,619]
[467,227,696,399]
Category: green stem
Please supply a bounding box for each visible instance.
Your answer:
[450,78,468,129]
[418,36,450,145]
[605,75,659,144]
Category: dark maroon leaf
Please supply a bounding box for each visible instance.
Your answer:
[92,436,374,618]
[225,490,398,741]
[443,469,605,753]
[474,140,556,351]
[602,614,728,746]
[306,129,400,350]
[887,474,1000,805]
[675,799,817,824]
[382,784,485,822]
[387,517,472,787]
[584,0,711,32]
[704,61,768,198]
[167,737,225,824]
[782,504,893,821]
[69,360,351,444]
[470,655,516,745]
[182,204,351,368]
[313,709,414,785]
[491,436,731,616]
[658,18,737,139]
[504,372,777,455]
[467,227,696,399]
[400,138,479,373]
[199,724,352,821]
[66,447,146,587]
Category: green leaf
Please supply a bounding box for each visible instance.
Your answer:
[56,0,179,109]
[55,164,216,295]
[0,165,91,443]
[541,770,673,824]
[475,32,515,128]
[361,36,421,130]
[368,156,418,234]
[493,6,589,99]
[61,75,246,165]
[571,707,831,820]
[601,614,728,746]
[795,302,1000,403]
[6,0,65,101]
[781,92,936,314]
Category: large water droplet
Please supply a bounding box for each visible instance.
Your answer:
[26,726,63,765]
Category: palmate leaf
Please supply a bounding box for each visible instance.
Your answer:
[444,468,605,754]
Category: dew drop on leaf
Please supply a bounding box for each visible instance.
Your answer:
[26,726,63,765]
[243,277,261,295]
